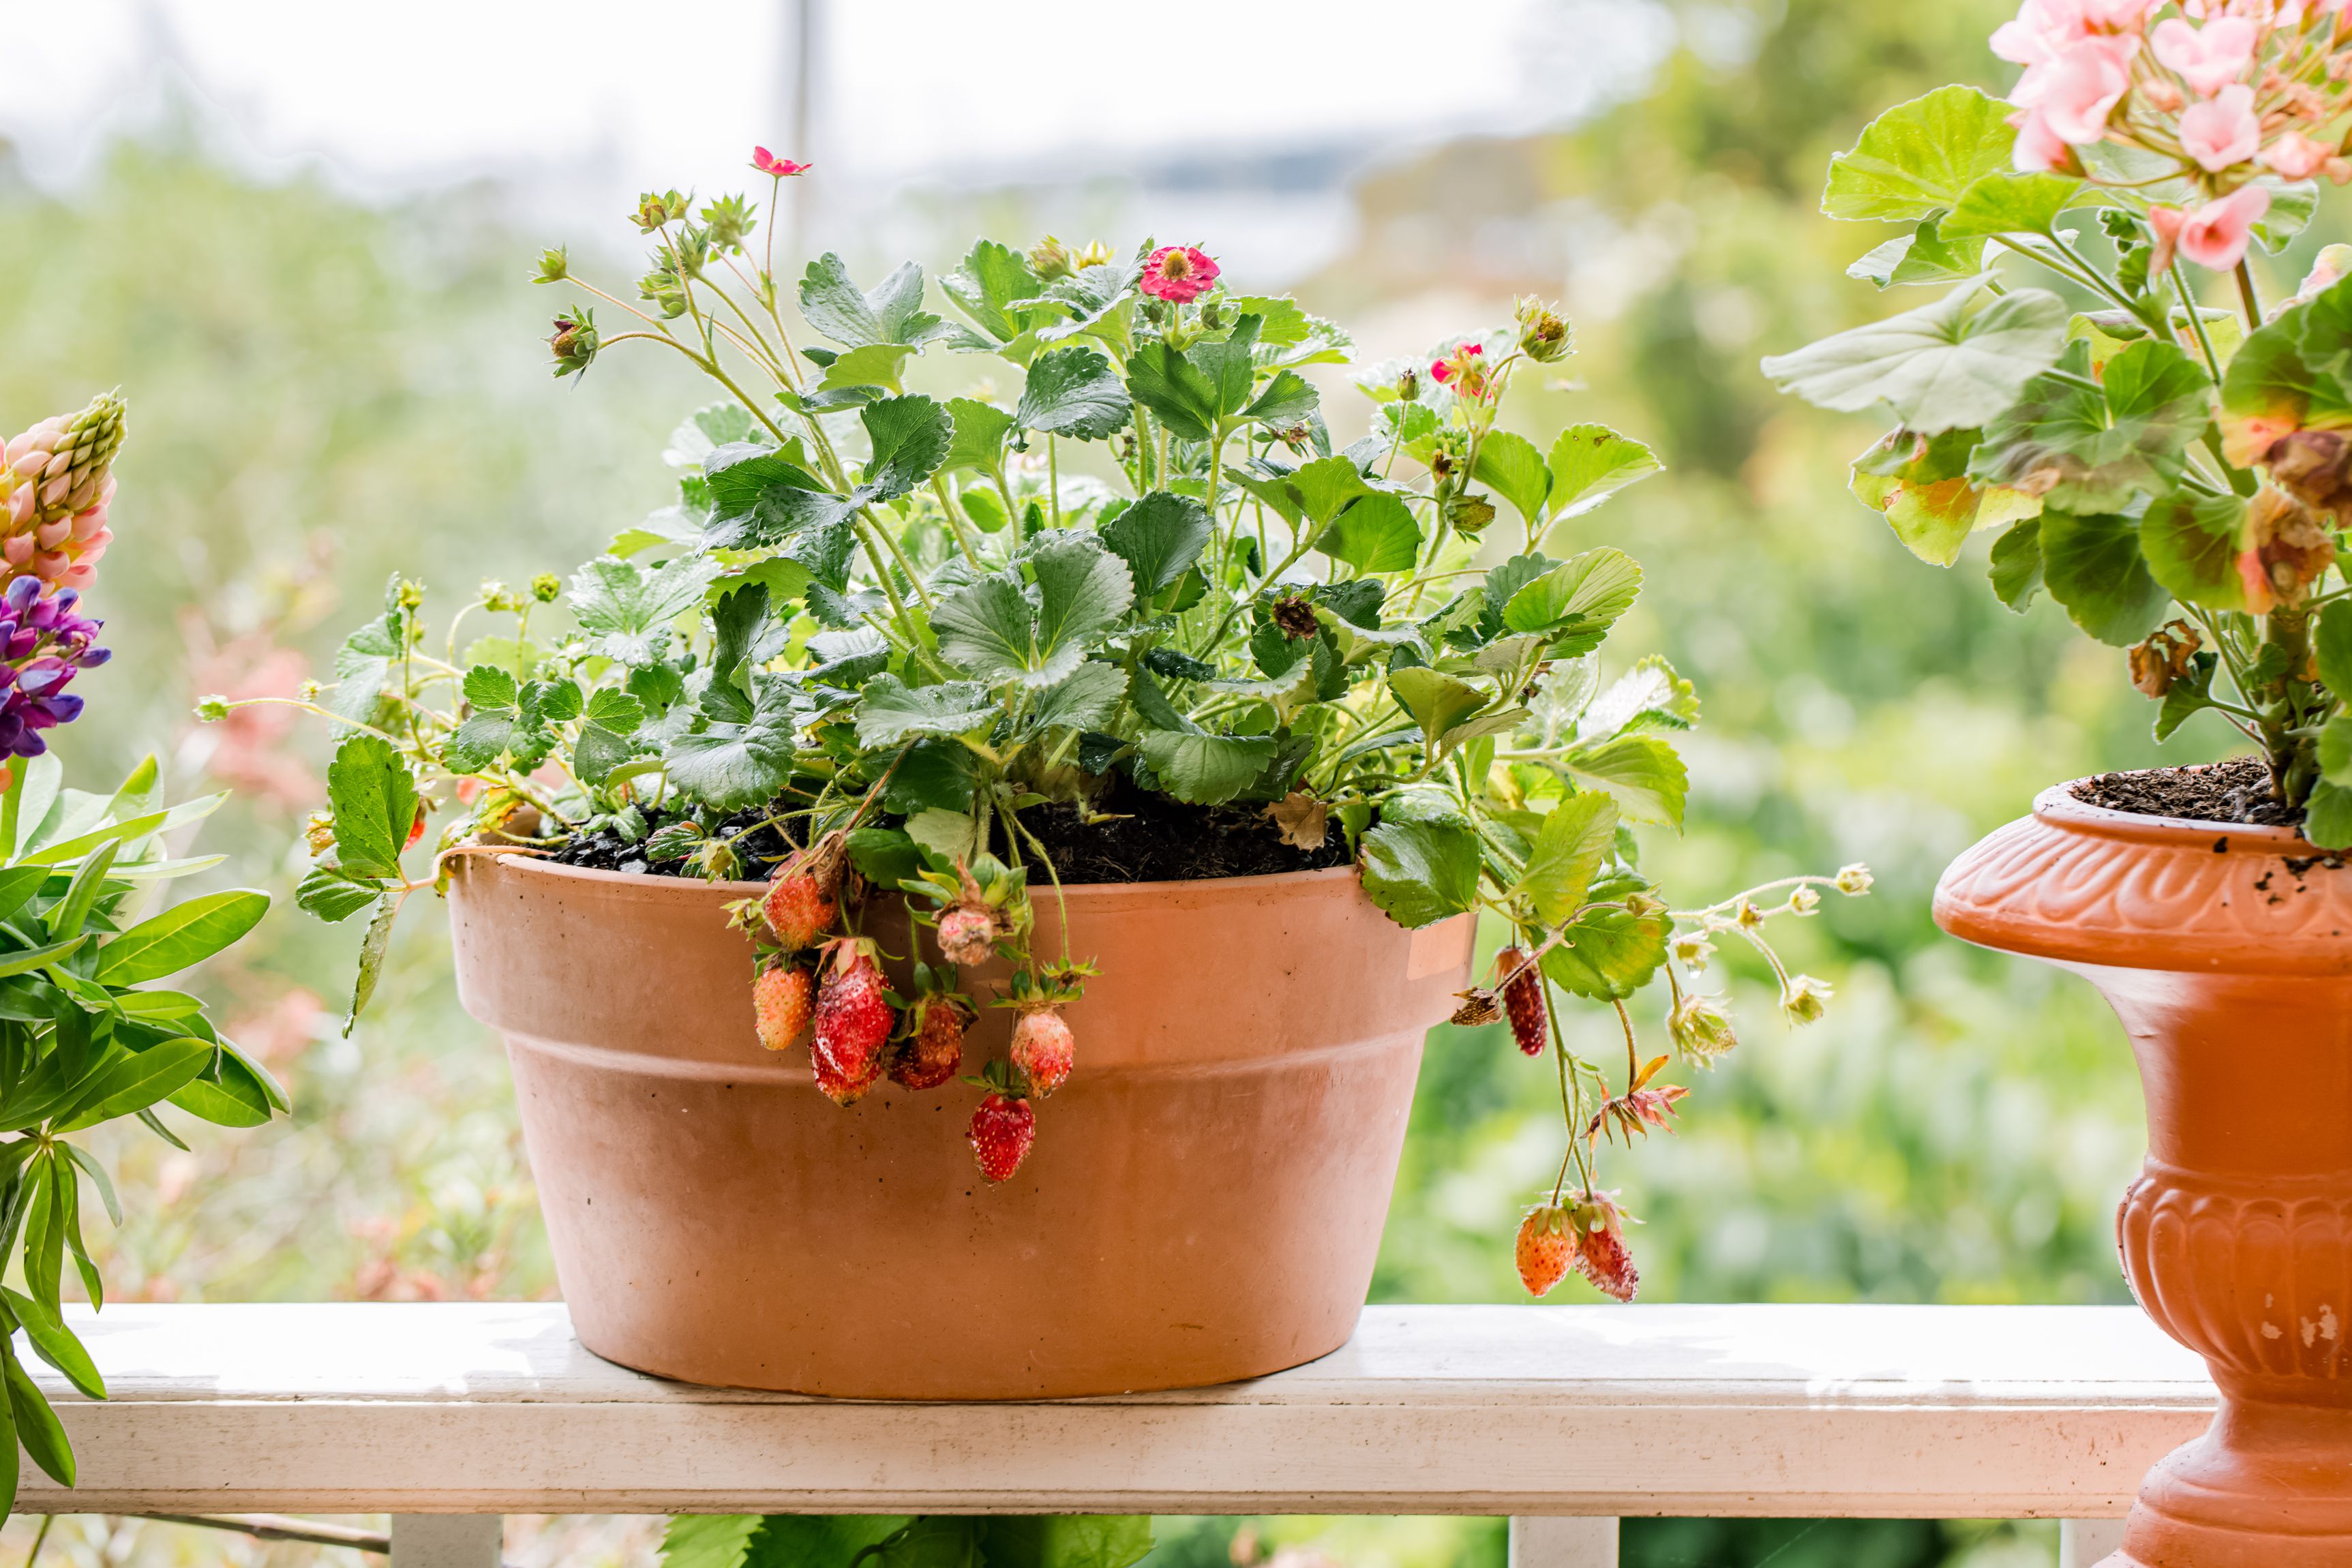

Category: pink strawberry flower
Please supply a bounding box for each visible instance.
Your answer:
[2264,131,2335,179]
[751,147,811,177]
[1141,245,1219,303]
[2012,34,2139,145]
[1430,342,1492,399]
[2180,83,2261,169]
[2152,16,2257,95]
[2156,183,2271,272]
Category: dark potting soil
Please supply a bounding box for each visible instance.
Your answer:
[545,780,1350,884]
[2071,757,2305,828]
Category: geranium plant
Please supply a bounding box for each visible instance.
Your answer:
[1764,0,2352,842]
[245,155,1870,1299]
[0,394,285,1519]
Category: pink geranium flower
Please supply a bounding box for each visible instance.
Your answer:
[2152,16,2257,95]
[2153,183,2272,273]
[2264,131,2334,179]
[751,147,811,177]
[2180,83,2261,169]
[2010,106,2077,171]
[2012,35,2139,145]
[1141,245,1219,303]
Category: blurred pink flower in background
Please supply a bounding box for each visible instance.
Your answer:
[180,614,317,809]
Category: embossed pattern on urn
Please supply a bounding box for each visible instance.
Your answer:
[1938,779,2352,1567]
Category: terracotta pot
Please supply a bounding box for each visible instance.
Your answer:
[445,853,1475,1398]
[1936,780,2352,1567]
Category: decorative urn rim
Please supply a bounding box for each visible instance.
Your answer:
[1932,770,2352,976]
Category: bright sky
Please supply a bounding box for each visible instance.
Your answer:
[1,0,1673,205]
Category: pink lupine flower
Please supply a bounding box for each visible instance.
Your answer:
[2180,83,2261,169]
[2166,183,2271,271]
[1140,245,1220,303]
[2152,16,2258,95]
[2014,35,2139,145]
[751,148,811,177]
[2265,131,2336,178]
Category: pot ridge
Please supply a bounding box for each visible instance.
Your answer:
[1933,777,2352,975]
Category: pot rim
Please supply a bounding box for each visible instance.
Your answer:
[2031,768,2327,857]
[459,845,1368,903]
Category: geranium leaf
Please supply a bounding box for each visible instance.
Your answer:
[1967,339,2212,513]
[2139,491,2249,612]
[2038,509,2171,646]
[2219,272,2352,464]
[1761,280,2068,434]
[1989,517,2045,611]
[1822,85,2018,224]
[1848,213,1988,288]
[1938,171,2088,239]
[1850,427,2042,566]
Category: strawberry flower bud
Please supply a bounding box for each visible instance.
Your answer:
[1834,864,1874,896]
[548,307,600,380]
[1780,974,1833,1025]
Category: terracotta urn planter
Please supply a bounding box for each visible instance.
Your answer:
[445,852,1475,1398]
[1936,780,2352,1566]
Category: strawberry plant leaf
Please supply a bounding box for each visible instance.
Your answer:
[344,893,399,1037]
[1028,661,1128,734]
[856,395,954,503]
[1473,430,1551,525]
[326,734,418,883]
[570,553,723,666]
[944,397,1016,477]
[1100,490,1211,598]
[1243,369,1319,427]
[1513,791,1618,927]
[854,676,999,748]
[1502,547,1643,640]
[1016,348,1132,442]
[1136,729,1279,806]
[1540,873,1673,1001]
[1563,734,1689,828]
[664,675,801,811]
[935,534,1134,687]
[798,254,946,350]
[1316,493,1421,574]
[1358,789,1481,928]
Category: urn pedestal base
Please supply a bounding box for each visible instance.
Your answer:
[1935,779,2352,1568]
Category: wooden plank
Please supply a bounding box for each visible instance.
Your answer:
[1509,1517,1616,1568]
[15,1303,2212,1517]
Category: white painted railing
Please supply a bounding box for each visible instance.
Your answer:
[18,1303,2214,1568]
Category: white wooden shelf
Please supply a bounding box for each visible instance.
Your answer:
[17,1301,2211,1520]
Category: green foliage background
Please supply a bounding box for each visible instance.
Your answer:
[0,0,2293,1563]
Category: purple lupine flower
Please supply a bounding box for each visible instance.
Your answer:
[0,579,106,756]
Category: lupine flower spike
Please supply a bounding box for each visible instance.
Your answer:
[1,392,123,595]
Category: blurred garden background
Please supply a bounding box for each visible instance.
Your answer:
[0,0,2287,1563]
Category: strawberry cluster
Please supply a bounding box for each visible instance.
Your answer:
[741,832,1082,1184]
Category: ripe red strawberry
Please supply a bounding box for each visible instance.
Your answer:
[762,836,846,951]
[1575,1221,1640,1302]
[753,961,815,1052]
[1010,1006,1074,1097]
[969,1091,1036,1182]
[937,905,1000,967]
[1515,1205,1571,1297]
[811,941,892,1104]
[1495,946,1547,1057]
[890,996,967,1090]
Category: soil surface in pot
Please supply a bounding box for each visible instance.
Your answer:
[547,777,1351,884]
[2071,756,2303,828]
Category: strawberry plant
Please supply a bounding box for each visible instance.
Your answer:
[1764,1,2352,845]
[241,154,1869,1297]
